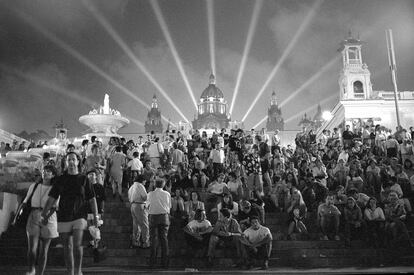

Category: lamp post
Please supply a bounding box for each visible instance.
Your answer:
[385,29,401,129]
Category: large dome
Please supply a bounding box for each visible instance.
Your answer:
[200,74,224,99]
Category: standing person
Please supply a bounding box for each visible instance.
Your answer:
[147,178,171,268]
[209,143,225,179]
[128,174,149,248]
[127,151,143,188]
[42,152,99,275]
[109,146,126,201]
[239,216,272,270]
[16,165,59,275]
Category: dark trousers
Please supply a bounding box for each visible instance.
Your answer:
[149,214,170,266]
[241,242,272,264]
[213,163,224,178]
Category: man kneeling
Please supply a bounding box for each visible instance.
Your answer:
[239,216,272,270]
[207,208,242,266]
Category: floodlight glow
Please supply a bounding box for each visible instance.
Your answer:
[82,0,190,123]
[280,55,340,108]
[0,64,97,107]
[124,116,145,127]
[11,9,164,119]
[241,0,324,122]
[252,115,268,130]
[229,0,263,115]
[284,94,337,123]
[206,0,216,76]
[150,0,198,110]
[322,111,333,121]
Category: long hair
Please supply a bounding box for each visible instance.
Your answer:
[222,193,234,210]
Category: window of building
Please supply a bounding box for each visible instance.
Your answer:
[353,81,364,98]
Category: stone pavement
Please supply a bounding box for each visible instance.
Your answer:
[1,266,414,275]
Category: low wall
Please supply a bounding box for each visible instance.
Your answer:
[0,192,19,236]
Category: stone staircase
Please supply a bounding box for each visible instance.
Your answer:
[1,189,414,270]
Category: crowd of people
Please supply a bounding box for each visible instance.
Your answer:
[10,123,414,273]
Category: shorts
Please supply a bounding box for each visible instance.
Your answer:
[26,209,59,239]
[58,218,87,233]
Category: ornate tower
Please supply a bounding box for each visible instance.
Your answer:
[192,74,230,129]
[145,94,163,133]
[338,32,373,100]
[312,104,323,129]
[266,91,284,131]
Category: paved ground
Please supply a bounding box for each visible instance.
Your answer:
[1,266,414,275]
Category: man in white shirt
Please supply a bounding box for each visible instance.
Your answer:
[147,138,164,169]
[239,216,272,270]
[127,152,143,188]
[209,143,225,178]
[183,209,213,254]
[171,142,184,168]
[147,178,171,268]
[271,129,281,153]
[128,174,149,248]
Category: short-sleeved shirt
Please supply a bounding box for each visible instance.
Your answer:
[242,153,261,176]
[49,174,95,222]
[243,225,272,244]
[186,219,212,233]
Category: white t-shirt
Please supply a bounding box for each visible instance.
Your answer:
[24,183,57,208]
[128,158,143,171]
[243,225,272,244]
[227,180,242,194]
[209,182,228,195]
[187,219,212,233]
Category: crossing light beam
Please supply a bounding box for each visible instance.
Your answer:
[82,0,190,123]
[229,0,263,115]
[241,0,324,122]
[206,0,216,76]
[150,0,198,110]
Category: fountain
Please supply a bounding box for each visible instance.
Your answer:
[79,94,130,140]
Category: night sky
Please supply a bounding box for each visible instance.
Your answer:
[1,0,413,137]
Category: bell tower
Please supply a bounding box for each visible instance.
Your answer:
[338,32,373,100]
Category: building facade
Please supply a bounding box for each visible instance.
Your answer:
[316,34,414,137]
[145,95,163,134]
[192,74,231,130]
[266,91,284,131]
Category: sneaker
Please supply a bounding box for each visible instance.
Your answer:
[334,235,340,241]
[321,235,329,241]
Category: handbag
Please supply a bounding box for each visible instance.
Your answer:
[13,182,41,228]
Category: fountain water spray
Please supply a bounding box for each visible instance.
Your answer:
[242,0,324,122]
[82,0,190,123]
[150,0,198,110]
[206,0,216,76]
[229,0,263,115]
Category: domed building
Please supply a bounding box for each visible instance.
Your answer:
[192,74,230,129]
[145,94,163,134]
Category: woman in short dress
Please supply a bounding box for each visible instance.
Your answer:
[24,165,59,275]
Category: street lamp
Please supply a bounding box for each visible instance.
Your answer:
[322,111,333,121]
